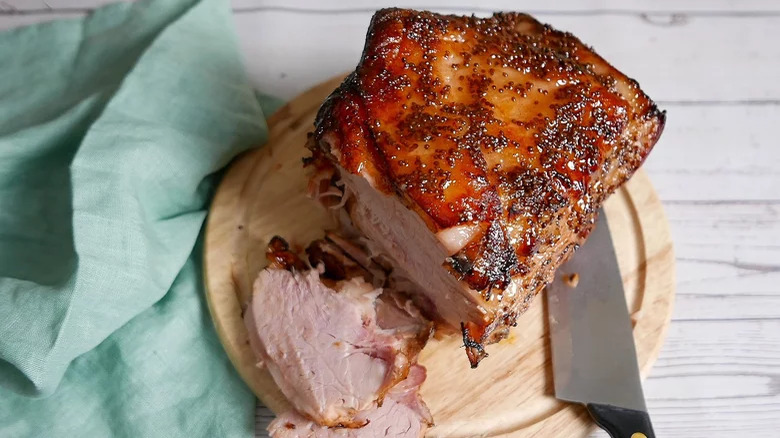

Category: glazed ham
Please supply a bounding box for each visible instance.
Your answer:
[244,237,431,432]
[310,9,665,366]
[268,365,431,438]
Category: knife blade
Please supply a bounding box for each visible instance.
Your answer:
[547,212,655,438]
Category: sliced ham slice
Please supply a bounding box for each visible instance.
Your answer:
[268,366,432,438]
[244,237,431,429]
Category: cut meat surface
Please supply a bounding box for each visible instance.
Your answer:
[268,366,432,438]
[245,269,386,427]
[310,8,665,366]
[245,237,431,428]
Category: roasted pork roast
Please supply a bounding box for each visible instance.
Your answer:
[245,8,664,436]
[309,8,664,366]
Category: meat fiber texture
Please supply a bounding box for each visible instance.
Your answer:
[245,267,431,428]
[268,365,431,438]
[244,233,433,437]
[310,8,665,366]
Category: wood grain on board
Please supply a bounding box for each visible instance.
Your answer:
[203,76,675,437]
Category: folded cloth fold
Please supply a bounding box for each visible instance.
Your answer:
[0,0,271,435]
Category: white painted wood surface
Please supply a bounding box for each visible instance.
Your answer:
[2,1,778,437]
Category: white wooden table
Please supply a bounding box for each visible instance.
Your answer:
[3,1,778,437]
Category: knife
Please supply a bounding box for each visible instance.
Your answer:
[547,212,655,438]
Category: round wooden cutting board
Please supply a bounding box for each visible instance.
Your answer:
[203,76,676,437]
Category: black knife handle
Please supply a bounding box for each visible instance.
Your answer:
[586,403,656,438]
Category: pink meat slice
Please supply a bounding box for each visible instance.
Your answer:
[268,365,432,438]
[245,267,429,428]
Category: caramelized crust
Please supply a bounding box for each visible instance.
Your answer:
[313,9,664,365]
[266,236,307,272]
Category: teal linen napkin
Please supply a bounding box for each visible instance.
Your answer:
[0,0,273,435]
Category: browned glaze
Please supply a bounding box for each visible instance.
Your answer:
[266,236,308,271]
[313,9,664,366]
